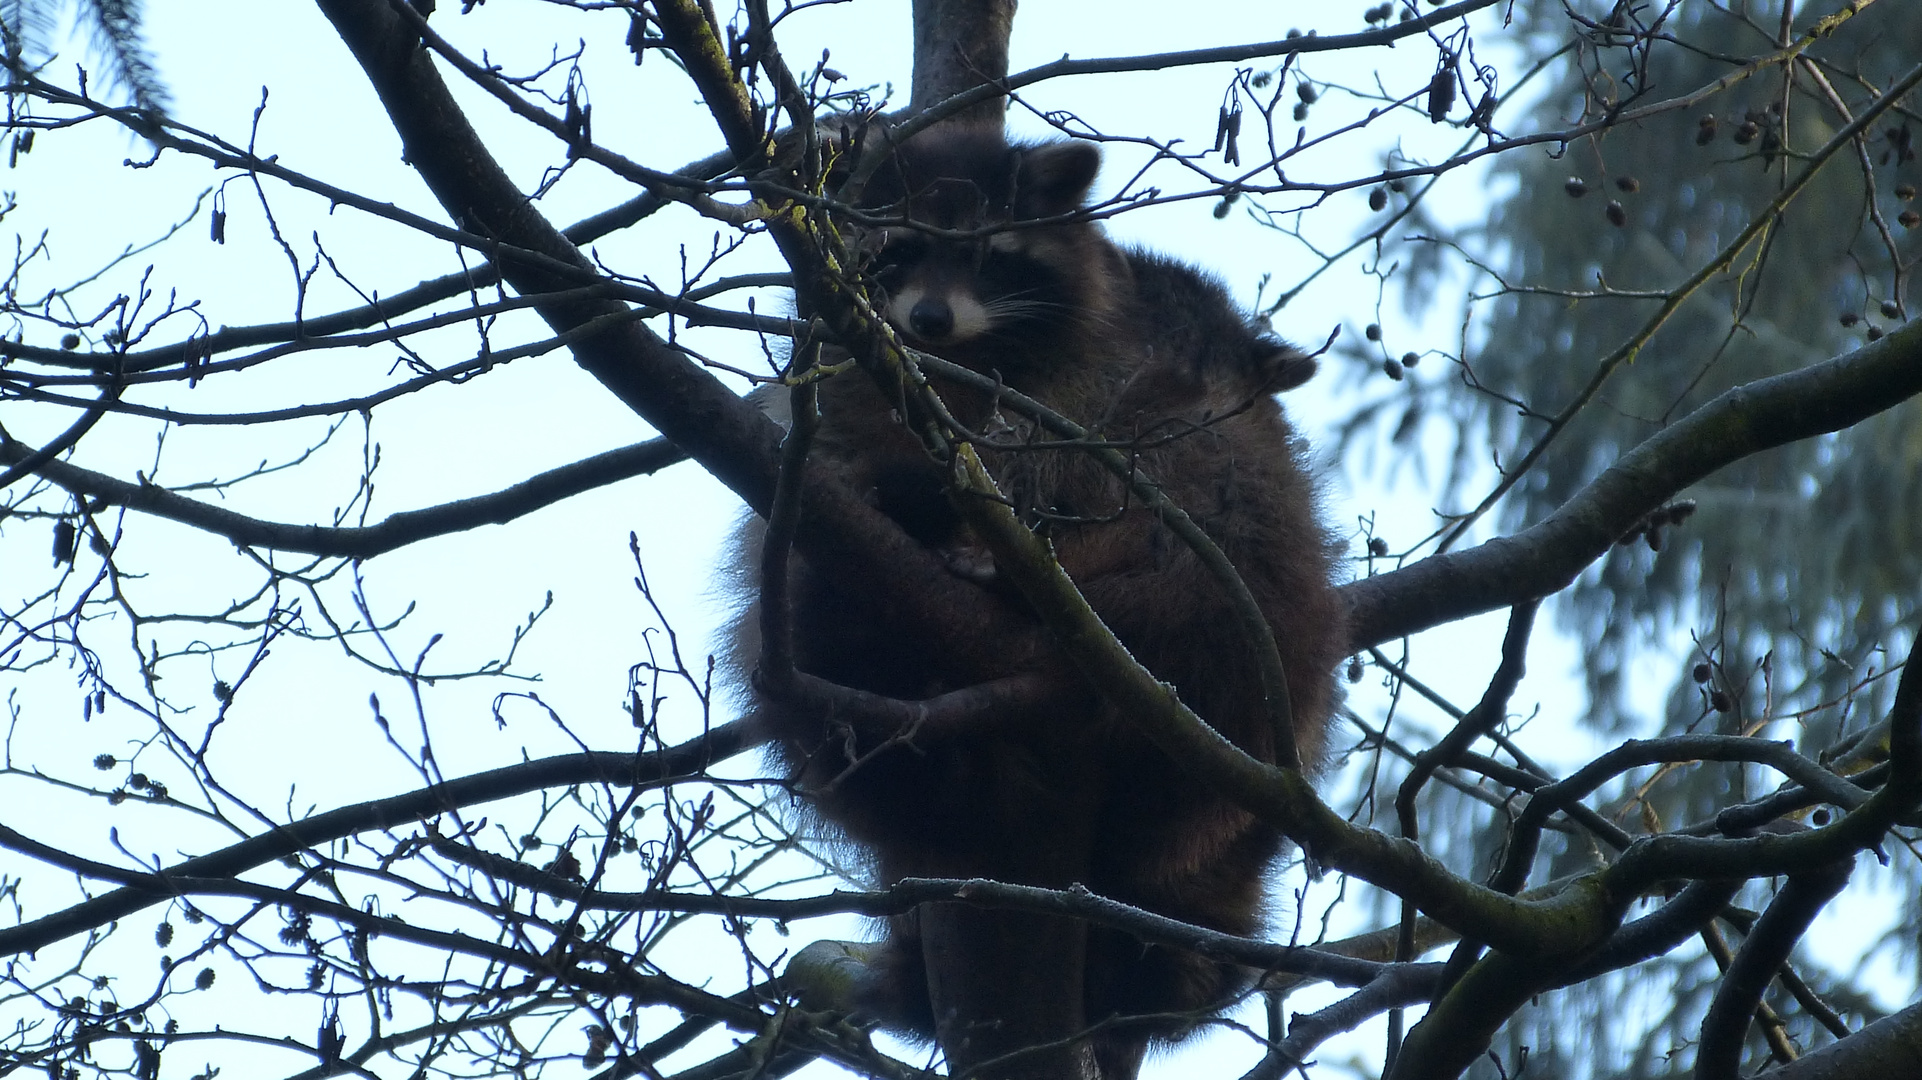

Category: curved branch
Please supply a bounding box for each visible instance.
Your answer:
[893,0,1508,142]
[319,0,1052,691]
[1697,850,1857,1079]
[1760,1000,1922,1080]
[1269,965,1446,1076]
[0,721,753,957]
[1492,734,1871,898]
[0,384,118,489]
[1603,631,1922,889]
[315,0,778,507]
[1560,877,1745,982]
[3,436,689,558]
[1343,319,1922,649]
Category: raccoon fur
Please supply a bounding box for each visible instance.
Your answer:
[727,124,1347,1080]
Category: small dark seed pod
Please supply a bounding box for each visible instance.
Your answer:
[1691,662,1711,684]
[60,333,80,350]
[1365,322,1382,341]
[1881,300,1901,319]
[1896,183,1917,201]
[1709,689,1732,712]
[1605,200,1627,227]
[1427,66,1456,122]
[1900,209,1921,229]
[1346,657,1365,683]
[1564,177,1587,198]
[625,13,647,59]
[1866,326,1884,341]
[1369,187,1388,211]
[1297,81,1318,104]
[1734,120,1759,145]
[1367,536,1389,557]
[1382,357,1404,380]
[1839,312,1860,327]
[1695,115,1718,145]
[1401,351,1419,367]
[1614,175,1640,193]
[1293,101,1309,122]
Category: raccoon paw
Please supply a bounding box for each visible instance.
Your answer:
[1261,345,1318,394]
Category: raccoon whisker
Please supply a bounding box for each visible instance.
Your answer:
[979,298,1078,323]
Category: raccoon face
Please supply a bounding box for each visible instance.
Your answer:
[866,229,1085,350]
[846,129,1113,368]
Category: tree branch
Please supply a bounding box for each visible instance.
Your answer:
[0,722,752,957]
[3,436,688,558]
[1344,319,1922,648]
[910,0,1014,124]
[1760,999,1922,1080]
[1697,842,1856,1079]
[318,0,1053,691]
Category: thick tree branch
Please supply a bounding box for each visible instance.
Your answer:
[1761,999,1922,1080]
[1697,844,1857,1079]
[315,0,1054,687]
[910,0,1014,124]
[315,0,775,508]
[1343,319,1922,649]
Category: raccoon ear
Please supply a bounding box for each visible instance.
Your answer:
[1261,346,1318,394]
[1012,141,1101,218]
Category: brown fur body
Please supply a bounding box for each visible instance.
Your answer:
[728,126,1347,1079]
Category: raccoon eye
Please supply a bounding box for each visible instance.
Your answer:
[875,234,927,265]
[868,235,926,283]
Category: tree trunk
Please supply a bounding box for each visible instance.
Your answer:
[911,0,1016,125]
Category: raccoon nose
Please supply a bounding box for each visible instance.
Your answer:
[908,298,954,340]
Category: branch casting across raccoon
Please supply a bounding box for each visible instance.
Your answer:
[725,122,1348,1080]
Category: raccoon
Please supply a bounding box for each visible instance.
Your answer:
[727,124,1347,1080]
